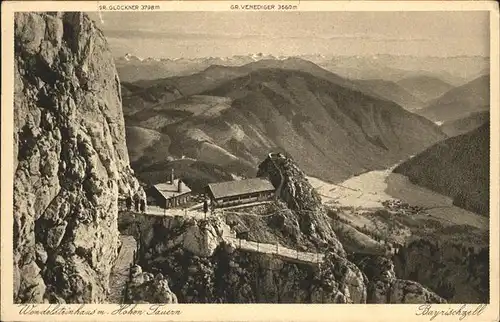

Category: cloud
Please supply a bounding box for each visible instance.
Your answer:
[325,33,431,42]
[103,28,432,43]
[102,29,267,40]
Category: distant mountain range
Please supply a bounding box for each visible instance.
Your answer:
[394,122,489,216]
[416,75,490,123]
[121,58,447,188]
[115,53,287,83]
[115,53,489,86]
[118,58,455,114]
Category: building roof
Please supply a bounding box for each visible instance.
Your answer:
[207,178,275,200]
[152,179,192,200]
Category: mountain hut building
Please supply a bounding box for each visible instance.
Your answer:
[146,170,192,209]
[206,177,276,208]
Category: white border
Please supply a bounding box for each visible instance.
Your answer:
[1,2,499,321]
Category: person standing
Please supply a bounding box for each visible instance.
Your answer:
[203,199,209,220]
[134,199,140,212]
[125,196,132,211]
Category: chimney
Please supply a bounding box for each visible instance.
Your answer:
[170,169,175,184]
[178,180,183,193]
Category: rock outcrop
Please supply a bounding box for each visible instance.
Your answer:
[14,12,139,303]
[393,238,489,303]
[125,265,178,303]
[136,241,367,304]
[353,255,446,304]
[317,251,367,303]
[120,211,367,304]
[258,153,345,255]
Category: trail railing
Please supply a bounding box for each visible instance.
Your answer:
[225,236,324,265]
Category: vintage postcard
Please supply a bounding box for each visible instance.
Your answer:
[1,1,499,321]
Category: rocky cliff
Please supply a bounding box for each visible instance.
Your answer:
[119,212,367,304]
[118,204,444,304]
[258,153,345,255]
[393,239,489,303]
[14,12,139,303]
[352,255,446,304]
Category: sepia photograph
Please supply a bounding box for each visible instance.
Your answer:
[1,1,499,321]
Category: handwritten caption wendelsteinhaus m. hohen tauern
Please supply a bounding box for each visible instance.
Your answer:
[18,303,490,320]
[18,304,182,316]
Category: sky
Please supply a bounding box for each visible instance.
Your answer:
[88,11,490,59]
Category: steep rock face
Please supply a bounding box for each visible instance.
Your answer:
[139,242,367,304]
[393,239,489,303]
[258,154,345,255]
[318,252,367,303]
[353,255,446,304]
[14,12,139,303]
[368,279,446,304]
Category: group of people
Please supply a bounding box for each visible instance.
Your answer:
[125,188,147,213]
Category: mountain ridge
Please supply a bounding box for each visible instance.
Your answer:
[397,75,454,103]
[115,53,489,85]
[417,75,490,123]
[393,122,489,216]
[440,111,490,137]
[124,65,447,186]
